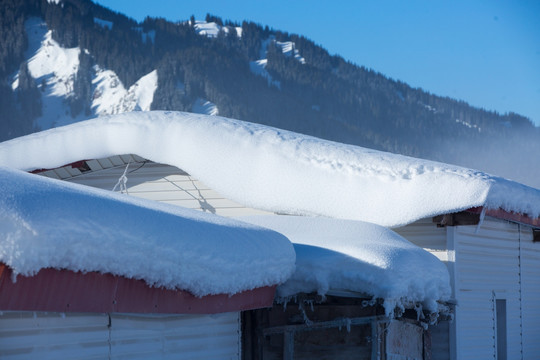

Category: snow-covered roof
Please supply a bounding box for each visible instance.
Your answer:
[1,111,539,228]
[238,215,450,315]
[0,166,295,297]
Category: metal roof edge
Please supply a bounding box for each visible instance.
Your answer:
[0,264,276,314]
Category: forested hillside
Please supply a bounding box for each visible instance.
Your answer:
[1,0,539,188]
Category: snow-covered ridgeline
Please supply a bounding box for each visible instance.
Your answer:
[1,111,539,227]
[0,166,295,296]
[193,20,242,38]
[11,18,158,129]
[239,216,451,315]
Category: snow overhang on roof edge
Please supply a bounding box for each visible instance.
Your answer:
[1,111,540,228]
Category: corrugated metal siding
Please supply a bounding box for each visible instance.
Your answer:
[453,218,522,360]
[0,312,110,360]
[0,311,240,360]
[520,225,540,359]
[61,158,271,217]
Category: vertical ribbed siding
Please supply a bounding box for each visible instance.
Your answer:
[453,219,522,360]
[0,312,110,360]
[109,312,240,360]
[520,226,540,359]
[0,312,240,360]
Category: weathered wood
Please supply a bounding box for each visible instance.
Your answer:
[283,330,295,360]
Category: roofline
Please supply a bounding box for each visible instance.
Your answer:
[28,158,540,229]
[0,264,276,314]
[467,206,540,229]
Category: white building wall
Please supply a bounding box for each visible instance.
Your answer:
[0,311,240,360]
[452,218,522,360]
[520,225,540,359]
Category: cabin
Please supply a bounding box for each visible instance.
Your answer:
[1,111,539,359]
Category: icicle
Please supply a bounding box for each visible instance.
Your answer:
[475,207,486,234]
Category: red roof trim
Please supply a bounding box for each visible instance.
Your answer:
[467,207,540,228]
[0,264,276,314]
[30,160,90,174]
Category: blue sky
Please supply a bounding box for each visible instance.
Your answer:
[95,0,540,126]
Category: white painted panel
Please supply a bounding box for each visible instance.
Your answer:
[65,157,272,217]
[0,312,109,360]
[52,166,71,179]
[394,217,447,251]
[520,225,540,359]
[109,312,240,360]
[453,218,522,360]
[0,312,240,360]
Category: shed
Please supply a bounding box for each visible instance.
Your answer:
[1,111,539,359]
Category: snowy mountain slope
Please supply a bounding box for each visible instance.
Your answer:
[93,67,157,115]
[249,35,305,88]
[12,17,82,129]
[11,17,158,130]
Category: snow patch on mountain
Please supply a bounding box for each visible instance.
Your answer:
[92,68,157,115]
[194,21,242,38]
[249,59,281,89]
[12,18,82,129]
[275,41,306,64]
[456,118,481,132]
[12,18,158,130]
[192,98,218,116]
[249,36,304,88]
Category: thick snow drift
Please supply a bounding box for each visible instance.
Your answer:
[0,166,295,296]
[1,111,539,227]
[238,215,451,314]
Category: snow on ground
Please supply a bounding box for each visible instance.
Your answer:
[238,216,450,314]
[0,166,295,296]
[1,111,540,227]
[192,98,218,116]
